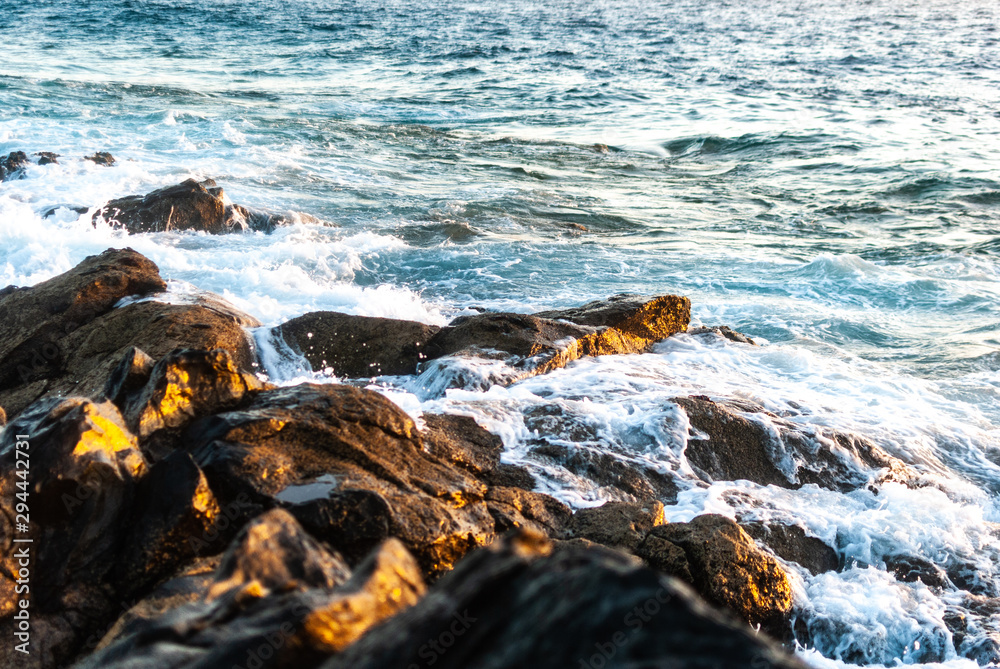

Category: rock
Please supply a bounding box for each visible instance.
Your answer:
[0,398,147,669]
[884,554,948,588]
[674,396,912,492]
[0,406,6,427]
[565,500,665,552]
[275,311,440,378]
[124,348,263,440]
[321,530,810,669]
[73,513,426,669]
[534,293,691,342]
[85,152,116,166]
[485,486,572,536]
[0,249,261,420]
[422,413,502,479]
[486,463,536,488]
[286,489,394,566]
[689,325,757,345]
[102,346,156,409]
[37,151,60,165]
[742,521,840,575]
[186,383,495,577]
[42,204,91,218]
[641,515,794,638]
[92,178,262,234]
[0,150,30,180]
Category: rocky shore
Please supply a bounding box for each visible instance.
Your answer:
[0,175,995,667]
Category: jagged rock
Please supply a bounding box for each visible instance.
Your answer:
[37,151,60,165]
[103,346,156,409]
[640,514,794,638]
[947,596,1000,665]
[275,312,440,378]
[286,489,394,566]
[565,500,665,552]
[321,530,809,669]
[0,249,261,420]
[186,383,496,577]
[0,398,148,669]
[0,151,30,180]
[418,294,691,391]
[884,554,948,588]
[486,463,536,488]
[92,178,269,234]
[674,396,912,492]
[485,486,572,535]
[73,512,426,669]
[742,521,840,575]
[689,325,757,345]
[422,413,502,479]
[85,152,115,166]
[124,348,263,439]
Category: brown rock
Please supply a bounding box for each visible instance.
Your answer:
[565,500,665,551]
[186,383,496,577]
[689,325,757,345]
[85,152,115,166]
[422,413,502,479]
[485,486,572,535]
[644,514,794,638]
[742,521,840,575]
[93,178,248,234]
[0,151,30,180]
[36,151,60,165]
[535,293,691,342]
[275,311,440,378]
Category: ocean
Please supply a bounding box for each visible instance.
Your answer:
[2,0,999,666]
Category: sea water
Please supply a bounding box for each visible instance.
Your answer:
[2,0,999,665]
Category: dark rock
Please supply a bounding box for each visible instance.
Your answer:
[947,561,999,597]
[93,178,262,234]
[689,325,757,345]
[0,398,147,669]
[0,249,261,420]
[37,151,60,165]
[74,512,426,669]
[186,383,495,577]
[485,486,572,535]
[565,500,665,552]
[742,521,839,575]
[321,530,810,669]
[85,152,116,166]
[884,554,948,588]
[634,531,694,583]
[485,463,536,488]
[124,348,263,440]
[642,515,794,639]
[674,396,912,492]
[422,413,502,479]
[286,489,394,566]
[42,204,90,218]
[0,151,30,180]
[102,346,156,410]
[275,311,440,378]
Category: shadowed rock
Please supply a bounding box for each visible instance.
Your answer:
[884,554,948,588]
[103,346,156,409]
[565,500,665,552]
[674,396,913,491]
[0,249,261,420]
[422,413,502,479]
[638,515,794,639]
[486,486,572,536]
[742,521,840,575]
[186,383,496,577]
[92,178,276,234]
[0,151,30,180]
[320,530,809,669]
[275,311,440,378]
[689,325,757,345]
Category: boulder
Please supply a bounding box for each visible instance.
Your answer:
[0,249,260,419]
[638,515,794,638]
[85,152,115,166]
[274,311,440,378]
[485,486,572,535]
[0,150,30,180]
[37,151,60,165]
[422,413,502,479]
[674,396,912,491]
[534,293,691,342]
[742,521,840,575]
[565,501,665,552]
[73,511,426,669]
[321,530,810,669]
[92,178,272,234]
[102,347,156,409]
[884,554,948,588]
[186,383,496,577]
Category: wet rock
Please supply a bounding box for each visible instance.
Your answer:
[286,489,394,566]
[0,150,30,180]
[565,500,665,552]
[947,561,999,597]
[422,413,502,479]
[641,514,794,638]
[102,346,156,409]
[884,554,948,588]
[37,151,60,165]
[92,178,265,234]
[689,325,757,345]
[74,512,426,669]
[0,398,147,669]
[322,530,810,669]
[742,521,840,575]
[485,486,572,535]
[186,383,495,577]
[534,293,691,342]
[275,311,440,378]
[85,152,116,166]
[674,396,912,492]
[124,348,263,440]
[0,249,261,420]
[42,204,90,218]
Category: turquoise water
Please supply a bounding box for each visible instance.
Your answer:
[2,1,1000,666]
